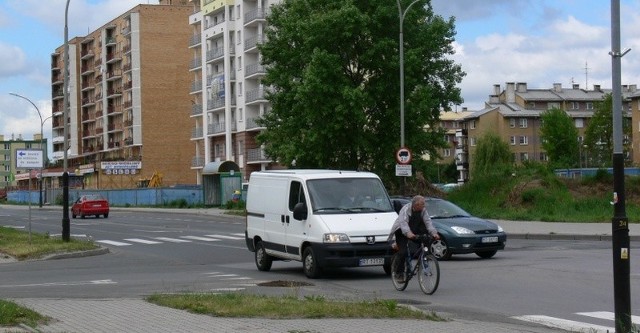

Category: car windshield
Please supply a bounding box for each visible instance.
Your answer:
[307,177,394,214]
[83,194,105,201]
[426,199,471,218]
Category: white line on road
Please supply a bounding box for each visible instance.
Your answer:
[154,237,192,243]
[179,236,220,242]
[96,240,132,246]
[205,234,244,240]
[512,315,613,333]
[124,238,163,244]
[0,279,117,288]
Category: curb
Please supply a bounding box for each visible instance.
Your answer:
[508,233,640,241]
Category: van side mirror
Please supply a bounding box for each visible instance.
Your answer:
[293,202,308,220]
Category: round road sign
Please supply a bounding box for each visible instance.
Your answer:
[396,147,412,164]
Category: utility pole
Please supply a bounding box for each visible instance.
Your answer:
[609,0,631,331]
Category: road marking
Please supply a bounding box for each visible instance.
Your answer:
[230,233,245,237]
[577,311,640,323]
[2,225,24,229]
[512,315,613,333]
[124,238,162,244]
[205,234,244,240]
[154,237,192,243]
[180,236,220,242]
[0,279,117,288]
[96,240,132,246]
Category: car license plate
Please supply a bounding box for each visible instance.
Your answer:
[93,204,102,207]
[482,236,498,243]
[359,258,384,266]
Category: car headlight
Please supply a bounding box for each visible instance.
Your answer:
[451,226,474,234]
[323,233,350,243]
[497,225,504,233]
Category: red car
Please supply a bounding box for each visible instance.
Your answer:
[71,194,110,219]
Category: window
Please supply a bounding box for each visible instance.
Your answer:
[528,102,536,109]
[510,136,516,145]
[238,82,243,96]
[236,4,241,20]
[571,102,580,110]
[519,136,528,145]
[519,118,528,128]
[575,118,584,128]
[470,120,476,129]
[470,137,477,146]
[509,118,516,128]
[547,102,560,109]
[520,152,529,161]
[238,107,243,121]
[288,181,305,211]
[237,31,241,45]
[237,56,242,69]
[539,152,547,161]
[443,148,451,157]
[586,102,594,110]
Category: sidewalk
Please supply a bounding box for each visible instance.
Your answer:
[2,206,637,332]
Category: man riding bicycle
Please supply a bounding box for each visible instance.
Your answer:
[388,195,440,281]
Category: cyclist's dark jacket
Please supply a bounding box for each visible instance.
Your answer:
[388,202,438,241]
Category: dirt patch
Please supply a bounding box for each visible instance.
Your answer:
[257,280,315,287]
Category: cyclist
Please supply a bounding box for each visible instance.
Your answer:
[388,195,440,281]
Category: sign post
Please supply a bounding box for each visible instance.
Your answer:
[16,149,43,244]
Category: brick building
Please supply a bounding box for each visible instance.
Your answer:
[50,1,194,189]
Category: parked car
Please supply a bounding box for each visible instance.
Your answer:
[71,194,110,219]
[390,196,506,260]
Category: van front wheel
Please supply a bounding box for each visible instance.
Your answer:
[303,247,321,279]
[255,241,273,271]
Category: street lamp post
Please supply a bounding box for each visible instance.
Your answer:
[62,0,71,242]
[396,0,421,149]
[9,93,51,208]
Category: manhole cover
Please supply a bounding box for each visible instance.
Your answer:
[257,280,315,287]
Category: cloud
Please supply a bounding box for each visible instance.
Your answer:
[0,42,27,77]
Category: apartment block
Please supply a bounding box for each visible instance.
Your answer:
[188,0,279,183]
[51,2,194,189]
[455,82,636,179]
[0,134,48,189]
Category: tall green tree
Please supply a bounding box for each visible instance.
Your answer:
[472,132,513,178]
[257,0,465,185]
[584,93,632,167]
[539,108,579,168]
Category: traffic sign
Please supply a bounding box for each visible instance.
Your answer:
[395,164,412,177]
[15,149,44,169]
[395,147,412,164]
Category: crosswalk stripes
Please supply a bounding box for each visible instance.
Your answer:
[95,233,244,246]
[512,311,639,333]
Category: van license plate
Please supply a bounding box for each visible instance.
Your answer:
[359,258,384,266]
[482,236,498,243]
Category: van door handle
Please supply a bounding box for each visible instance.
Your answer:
[285,215,290,224]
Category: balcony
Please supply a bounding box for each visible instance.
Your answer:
[81,50,94,60]
[106,70,122,81]
[123,81,132,91]
[106,51,121,64]
[123,44,131,54]
[81,98,95,106]
[244,34,263,52]
[245,63,266,79]
[191,104,203,116]
[206,47,224,63]
[246,87,268,104]
[245,117,264,130]
[123,63,132,73]
[189,57,202,70]
[247,147,271,163]
[81,66,95,76]
[244,8,267,27]
[106,37,116,46]
[191,80,202,93]
[124,137,133,146]
[107,87,122,98]
[52,74,63,85]
[107,104,123,115]
[189,34,202,48]
[191,127,203,139]
[124,100,133,110]
[191,156,205,168]
[81,81,95,91]
[52,90,64,100]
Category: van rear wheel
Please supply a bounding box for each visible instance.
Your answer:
[255,241,273,271]
[303,247,321,279]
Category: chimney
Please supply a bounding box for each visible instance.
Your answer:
[493,84,501,96]
[630,84,637,93]
[505,82,516,103]
[553,83,562,92]
[593,84,601,91]
[622,84,628,91]
[572,83,580,90]
[516,82,527,93]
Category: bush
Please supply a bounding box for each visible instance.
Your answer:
[225,200,245,210]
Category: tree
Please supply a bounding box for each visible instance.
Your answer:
[584,94,632,167]
[472,132,512,178]
[539,108,579,168]
[256,0,465,186]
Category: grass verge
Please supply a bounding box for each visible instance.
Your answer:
[146,292,443,320]
[0,298,50,328]
[0,226,99,260]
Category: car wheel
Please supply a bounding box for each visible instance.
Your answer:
[255,241,273,271]
[104,213,109,218]
[302,247,321,278]
[430,238,452,261]
[475,250,498,259]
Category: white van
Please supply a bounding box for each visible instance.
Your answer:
[245,169,397,278]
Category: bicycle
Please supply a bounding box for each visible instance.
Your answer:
[391,234,440,295]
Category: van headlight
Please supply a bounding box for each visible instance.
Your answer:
[323,233,350,243]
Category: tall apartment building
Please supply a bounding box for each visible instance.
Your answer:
[456,82,636,179]
[0,134,48,188]
[188,0,278,183]
[50,1,193,189]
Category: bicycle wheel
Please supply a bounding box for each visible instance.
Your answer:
[418,253,440,295]
[391,253,409,291]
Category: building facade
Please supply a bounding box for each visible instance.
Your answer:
[455,82,636,180]
[188,0,280,184]
[0,134,48,189]
[50,2,194,189]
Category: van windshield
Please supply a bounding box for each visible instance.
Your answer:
[307,178,394,214]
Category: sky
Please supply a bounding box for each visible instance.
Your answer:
[1,0,639,155]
